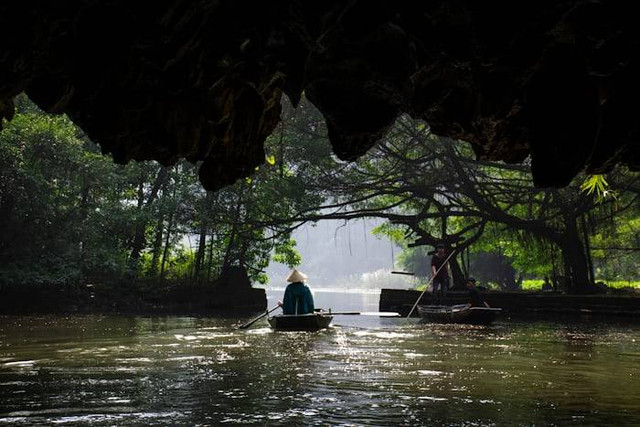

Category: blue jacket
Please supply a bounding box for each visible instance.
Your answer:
[282,282,315,314]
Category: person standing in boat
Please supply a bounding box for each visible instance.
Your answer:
[278,269,315,315]
[467,277,490,308]
[431,243,450,303]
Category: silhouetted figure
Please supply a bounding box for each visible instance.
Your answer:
[467,277,490,308]
[431,243,450,303]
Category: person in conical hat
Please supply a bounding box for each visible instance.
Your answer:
[279,269,315,315]
[286,269,308,283]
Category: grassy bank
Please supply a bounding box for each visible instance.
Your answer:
[413,279,640,292]
[521,279,640,291]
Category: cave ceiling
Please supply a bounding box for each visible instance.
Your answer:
[1,1,638,190]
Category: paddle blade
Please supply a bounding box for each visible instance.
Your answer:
[238,305,280,329]
[362,311,401,317]
[330,311,401,317]
[238,313,266,329]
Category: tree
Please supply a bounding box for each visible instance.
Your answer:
[263,106,638,293]
[0,102,136,284]
[1,95,636,297]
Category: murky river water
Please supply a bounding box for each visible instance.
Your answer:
[1,290,639,425]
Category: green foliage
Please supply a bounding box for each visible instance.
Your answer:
[605,280,640,289]
[521,279,545,291]
[0,95,330,290]
[589,200,640,281]
[1,94,637,298]
[283,108,639,289]
[0,106,135,285]
[372,223,407,246]
[523,279,640,290]
[471,225,558,278]
[396,246,432,278]
[581,175,617,203]
[163,248,196,280]
[272,239,302,268]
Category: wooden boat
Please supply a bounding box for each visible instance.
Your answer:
[418,304,501,325]
[268,312,333,331]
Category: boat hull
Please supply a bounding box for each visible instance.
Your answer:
[268,313,333,331]
[418,305,501,325]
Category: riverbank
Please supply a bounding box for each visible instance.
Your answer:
[0,266,268,315]
[5,284,640,318]
[0,280,266,315]
[380,288,640,317]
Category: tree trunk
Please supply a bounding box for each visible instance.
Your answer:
[206,233,215,283]
[159,211,174,280]
[222,185,244,270]
[78,171,91,265]
[449,255,466,290]
[502,265,518,290]
[129,167,169,270]
[194,221,207,282]
[581,214,595,283]
[222,229,237,271]
[128,176,147,269]
[194,192,212,282]
[149,216,164,277]
[559,219,592,293]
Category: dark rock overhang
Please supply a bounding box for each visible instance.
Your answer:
[1,1,638,190]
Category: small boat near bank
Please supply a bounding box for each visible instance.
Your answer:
[418,304,501,325]
[268,312,333,331]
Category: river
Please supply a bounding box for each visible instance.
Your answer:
[1,290,639,425]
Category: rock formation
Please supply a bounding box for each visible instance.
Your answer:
[1,1,638,190]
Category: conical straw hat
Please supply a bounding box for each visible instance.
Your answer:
[286,269,308,282]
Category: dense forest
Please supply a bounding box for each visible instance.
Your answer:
[0,96,638,308]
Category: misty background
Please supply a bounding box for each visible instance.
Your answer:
[265,219,416,290]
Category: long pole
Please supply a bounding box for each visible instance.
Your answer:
[328,311,401,317]
[406,249,457,319]
[238,305,280,329]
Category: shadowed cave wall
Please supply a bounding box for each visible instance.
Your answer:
[1,1,638,190]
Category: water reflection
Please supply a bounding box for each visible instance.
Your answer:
[0,310,639,425]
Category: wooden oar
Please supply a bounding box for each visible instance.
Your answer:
[391,271,415,276]
[238,305,280,329]
[325,311,401,317]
